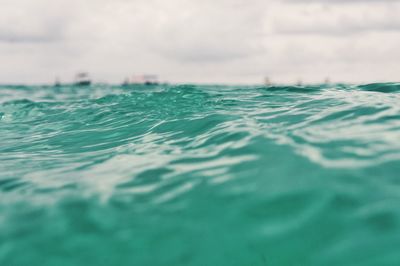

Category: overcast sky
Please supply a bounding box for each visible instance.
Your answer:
[1,0,400,84]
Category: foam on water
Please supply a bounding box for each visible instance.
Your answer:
[1,83,400,265]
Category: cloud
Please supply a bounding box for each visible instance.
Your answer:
[272,2,400,35]
[0,0,400,84]
[284,0,399,3]
[0,0,77,44]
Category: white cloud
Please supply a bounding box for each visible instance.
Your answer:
[272,2,400,35]
[0,0,400,84]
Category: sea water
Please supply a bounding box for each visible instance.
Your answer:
[1,83,399,265]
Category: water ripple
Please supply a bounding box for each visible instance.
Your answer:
[1,83,399,265]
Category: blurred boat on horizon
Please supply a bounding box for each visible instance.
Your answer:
[124,74,159,86]
[74,72,91,86]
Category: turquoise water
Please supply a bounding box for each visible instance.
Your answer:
[1,83,400,265]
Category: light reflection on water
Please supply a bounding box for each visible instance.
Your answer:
[0,83,400,265]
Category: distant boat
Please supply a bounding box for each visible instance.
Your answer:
[122,78,130,86]
[265,77,272,86]
[54,77,61,87]
[74,72,91,86]
[128,75,159,85]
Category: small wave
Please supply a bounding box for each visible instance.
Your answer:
[0,83,399,265]
[357,82,400,93]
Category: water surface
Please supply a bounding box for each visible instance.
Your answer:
[1,83,400,265]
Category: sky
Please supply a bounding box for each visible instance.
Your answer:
[1,0,400,84]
